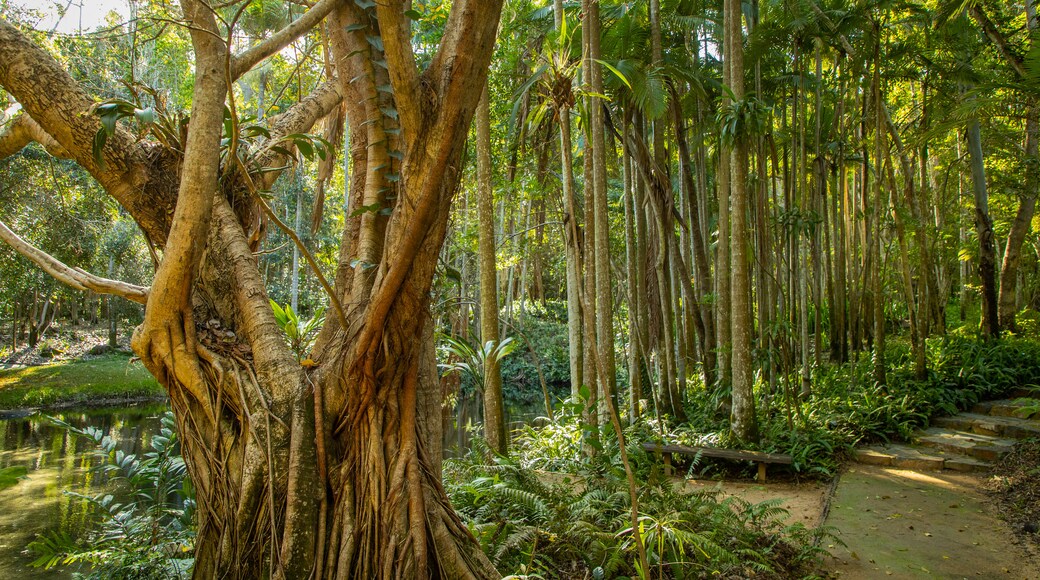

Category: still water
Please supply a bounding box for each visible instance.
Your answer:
[0,404,169,578]
[0,397,547,578]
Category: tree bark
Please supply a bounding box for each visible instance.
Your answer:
[966,117,1000,339]
[476,84,507,455]
[726,0,757,443]
[0,0,506,576]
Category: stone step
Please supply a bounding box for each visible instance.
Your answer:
[933,413,1040,440]
[853,443,992,472]
[971,398,1040,419]
[915,428,1016,462]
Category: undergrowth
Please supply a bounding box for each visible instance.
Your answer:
[446,436,837,579]
[635,336,1040,479]
[28,412,194,579]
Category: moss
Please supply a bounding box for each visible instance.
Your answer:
[0,353,164,410]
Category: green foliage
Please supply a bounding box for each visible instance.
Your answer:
[446,430,836,579]
[269,300,324,360]
[0,353,163,410]
[653,337,1040,478]
[499,302,572,405]
[439,333,518,394]
[28,412,194,579]
[0,465,28,491]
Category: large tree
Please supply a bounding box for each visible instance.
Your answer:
[0,0,504,577]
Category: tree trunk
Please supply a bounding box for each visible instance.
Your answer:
[726,0,757,443]
[623,119,643,421]
[476,85,506,455]
[966,117,1000,338]
[586,0,617,421]
[0,1,506,577]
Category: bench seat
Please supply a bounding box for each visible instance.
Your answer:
[640,442,793,483]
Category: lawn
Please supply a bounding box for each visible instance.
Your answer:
[0,354,164,410]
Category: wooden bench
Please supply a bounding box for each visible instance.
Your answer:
[641,442,793,483]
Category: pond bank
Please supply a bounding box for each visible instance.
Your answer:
[0,354,165,412]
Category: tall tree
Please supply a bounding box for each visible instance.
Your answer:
[725,0,757,443]
[476,84,507,455]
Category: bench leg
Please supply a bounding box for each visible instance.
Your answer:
[664,454,672,477]
[757,462,766,483]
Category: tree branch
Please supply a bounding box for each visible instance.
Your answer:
[252,80,343,190]
[0,17,172,244]
[375,1,423,138]
[969,5,1027,79]
[427,0,505,113]
[230,0,340,80]
[0,219,149,303]
[0,112,71,159]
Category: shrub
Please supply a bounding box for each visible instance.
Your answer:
[28,412,195,579]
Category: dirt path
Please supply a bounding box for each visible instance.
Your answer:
[679,477,832,526]
[823,465,1040,579]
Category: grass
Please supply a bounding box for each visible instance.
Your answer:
[0,353,164,410]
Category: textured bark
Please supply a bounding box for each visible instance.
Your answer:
[586,0,617,421]
[966,118,1000,339]
[726,0,757,443]
[623,133,643,422]
[0,0,505,577]
[476,85,507,455]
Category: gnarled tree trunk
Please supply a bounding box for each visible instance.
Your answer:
[0,0,504,577]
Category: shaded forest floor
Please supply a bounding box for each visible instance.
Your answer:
[984,440,1040,550]
[1,324,135,367]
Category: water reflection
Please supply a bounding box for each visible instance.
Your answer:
[0,397,547,578]
[0,405,167,579]
[444,394,547,458]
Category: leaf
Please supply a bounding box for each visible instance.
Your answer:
[404,9,421,20]
[365,35,384,51]
[344,23,367,32]
[296,139,314,160]
[594,59,631,90]
[349,203,382,217]
[92,129,108,168]
[133,107,155,125]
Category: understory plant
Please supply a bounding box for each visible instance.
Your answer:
[28,412,195,579]
[623,335,1040,479]
[445,435,836,579]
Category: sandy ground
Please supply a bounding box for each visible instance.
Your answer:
[822,465,1040,579]
[678,477,833,527]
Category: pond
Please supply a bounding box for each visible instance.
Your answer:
[0,396,550,578]
[0,404,169,579]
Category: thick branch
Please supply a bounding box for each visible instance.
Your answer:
[0,219,149,303]
[427,0,505,130]
[252,80,343,190]
[375,1,423,137]
[230,0,340,80]
[147,0,228,311]
[969,5,1027,79]
[0,113,71,159]
[0,17,171,244]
